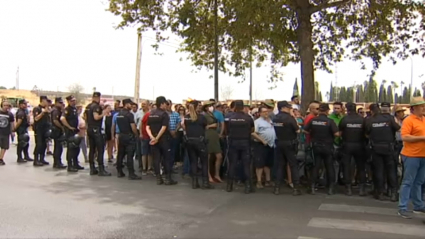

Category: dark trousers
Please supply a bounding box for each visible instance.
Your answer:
[53,138,63,166]
[228,140,251,181]
[342,143,366,185]
[372,152,397,193]
[87,127,105,166]
[186,139,208,179]
[66,138,80,168]
[117,135,136,175]
[16,131,30,159]
[311,145,335,186]
[275,141,300,185]
[34,129,47,159]
[151,138,172,177]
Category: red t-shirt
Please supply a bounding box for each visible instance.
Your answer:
[141,112,150,139]
[304,114,316,144]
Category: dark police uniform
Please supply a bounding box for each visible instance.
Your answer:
[227,102,254,194]
[339,107,366,196]
[273,101,300,195]
[365,105,400,201]
[147,96,176,185]
[63,98,82,172]
[85,92,110,176]
[51,99,66,169]
[223,110,235,178]
[115,100,141,180]
[32,96,51,166]
[304,104,339,195]
[184,108,213,189]
[15,102,32,162]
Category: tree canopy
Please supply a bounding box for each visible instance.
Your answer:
[109,0,425,110]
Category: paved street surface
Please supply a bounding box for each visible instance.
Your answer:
[1,140,425,238]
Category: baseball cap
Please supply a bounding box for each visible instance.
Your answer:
[380,102,391,107]
[122,98,134,105]
[319,103,330,111]
[92,92,101,97]
[277,101,292,109]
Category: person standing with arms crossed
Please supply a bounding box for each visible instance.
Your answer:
[0,101,15,165]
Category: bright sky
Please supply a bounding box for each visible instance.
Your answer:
[1,0,424,103]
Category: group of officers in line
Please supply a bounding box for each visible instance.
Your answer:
[12,92,401,199]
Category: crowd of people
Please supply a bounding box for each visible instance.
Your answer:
[0,92,425,219]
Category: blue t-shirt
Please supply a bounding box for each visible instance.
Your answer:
[213,110,224,133]
[112,113,120,133]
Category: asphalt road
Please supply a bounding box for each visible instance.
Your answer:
[1,140,425,239]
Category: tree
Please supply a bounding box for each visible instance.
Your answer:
[0,86,6,90]
[329,82,334,101]
[293,78,299,97]
[422,81,425,97]
[386,85,394,103]
[339,86,347,102]
[318,91,323,101]
[220,84,234,100]
[391,81,399,103]
[364,76,378,103]
[402,86,409,104]
[378,83,386,102]
[413,87,422,97]
[68,83,85,104]
[314,81,320,100]
[109,0,425,111]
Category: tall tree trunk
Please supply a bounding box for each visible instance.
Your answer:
[296,5,315,112]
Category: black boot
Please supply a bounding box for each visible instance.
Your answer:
[293,185,302,196]
[67,162,78,172]
[98,165,111,176]
[244,181,253,194]
[33,155,43,167]
[374,192,385,201]
[328,183,335,195]
[74,159,84,170]
[24,151,34,161]
[310,184,316,195]
[192,177,200,189]
[390,189,398,202]
[359,184,366,196]
[117,168,126,178]
[226,179,233,192]
[164,174,178,185]
[201,178,214,189]
[273,183,280,195]
[17,158,27,163]
[40,155,49,165]
[89,163,98,175]
[157,175,164,185]
[345,184,352,196]
[128,173,142,180]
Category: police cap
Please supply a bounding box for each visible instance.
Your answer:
[318,103,330,111]
[380,102,391,108]
[66,95,76,101]
[345,102,356,112]
[92,92,101,97]
[18,99,27,104]
[234,100,244,108]
[47,99,52,104]
[40,96,48,101]
[55,97,63,103]
[369,103,380,111]
[277,101,292,109]
[122,98,134,106]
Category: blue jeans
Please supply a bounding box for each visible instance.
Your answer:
[169,137,179,168]
[399,156,425,211]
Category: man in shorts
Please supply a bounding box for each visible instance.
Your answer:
[0,101,15,165]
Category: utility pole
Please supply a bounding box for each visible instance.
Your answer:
[16,66,19,90]
[213,0,219,101]
[134,32,143,104]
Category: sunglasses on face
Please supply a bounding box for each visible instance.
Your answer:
[359,111,364,114]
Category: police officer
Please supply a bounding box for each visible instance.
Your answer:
[339,102,366,196]
[273,101,301,196]
[14,99,33,163]
[365,103,400,201]
[114,98,141,180]
[227,100,254,194]
[85,92,111,176]
[50,97,67,169]
[147,96,177,185]
[304,103,339,195]
[61,95,83,173]
[183,100,214,189]
[32,96,51,166]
